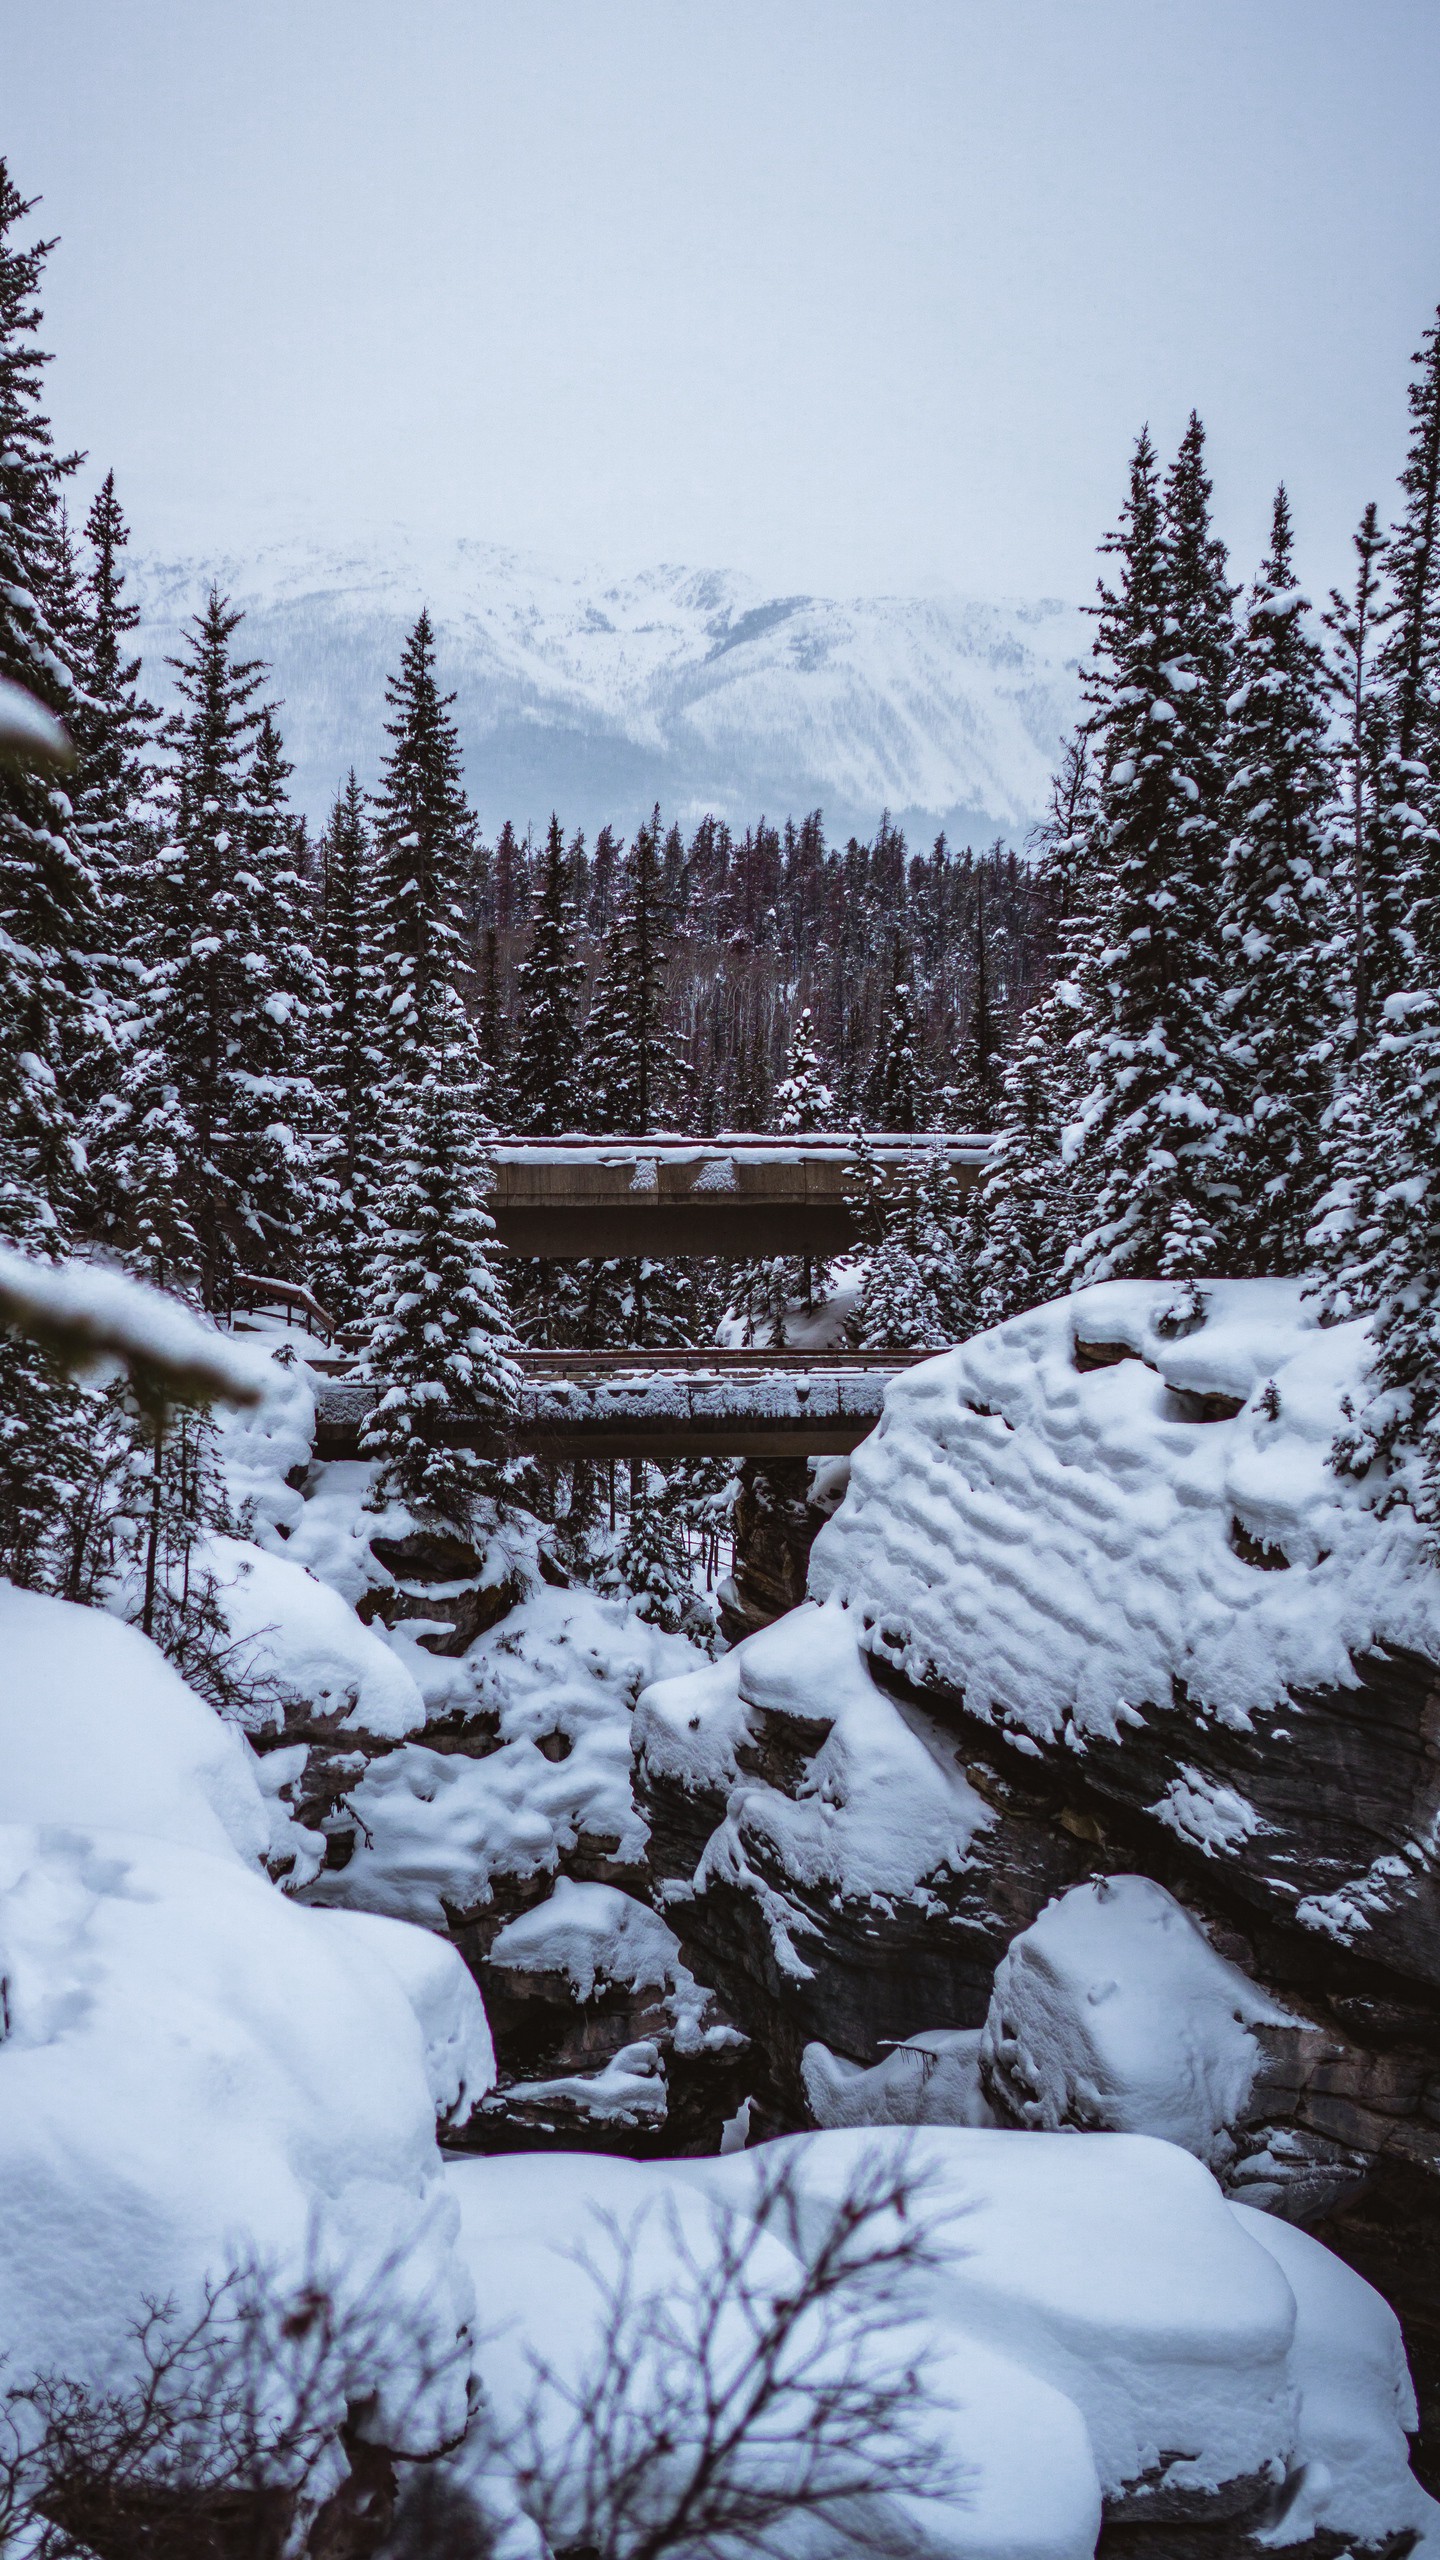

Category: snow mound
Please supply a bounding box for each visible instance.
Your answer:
[206,1532,426,1741]
[407,2132,1436,2553]
[803,2029,997,2131]
[673,2127,1298,2517]
[0,1819,473,2453]
[634,1602,991,1957]
[811,1277,1440,1740]
[1234,2203,1436,2548]
[981,1874,1293,2168]
[439,2148,1100,2560]
[490,1876,681,2003]
[0,1581,268,1868]
[309,1906,496,2130]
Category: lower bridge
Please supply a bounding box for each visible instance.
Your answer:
[314,1347,931,1460]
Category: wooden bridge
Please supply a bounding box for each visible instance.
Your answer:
[487,1133,987,1259]
[314,1346,933,1460]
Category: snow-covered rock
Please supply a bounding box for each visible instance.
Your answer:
[802,2027,997,2131]
[980,1874,1294,2168]
[637,1601,992,1931]
[206,1531,426,1743]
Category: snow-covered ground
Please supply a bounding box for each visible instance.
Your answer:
[130,530,1085,843]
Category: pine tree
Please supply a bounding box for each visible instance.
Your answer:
[585,810,678,1134]
[509,812,584,1134]
[73,472,157,919]
[370,610,475,1091]
[853,1229,948,1350]
[774,1007,833,1134]
[233,707,323,1260]
[1325,504,1393,1046]
[864,942,924,1132]
[1066,423,1233,1286]
[310,772,383,1321]
[969,1011,1070,1328]
[1311,314,1440,1525]
[0,161,98,1254]
[360,999,521,1531]
[1212,488,1338,1272]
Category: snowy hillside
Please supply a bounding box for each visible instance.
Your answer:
[130,529,1086,842]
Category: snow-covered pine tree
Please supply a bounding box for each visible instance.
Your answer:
[509,812,584,1134]
[1311,312,1440,1525]
[958,865,1002,1132]
[360,992,520,1531]
[585,809,677,1134]
[233,707,323,1266]
[863,943,924,1133]
[1066,421,1233,1290]
[1213,487,1338,1273]
[370,610,475,1097]
[774,1006,833,1135]
[0,160,98,1254]
[733,1003,837,1329]
[969,735,1102,1328]
[0,166,109,1579]
[853,1226,948,1351]
[1374,305,1440,986]
[308,771,383,1323]
[73,473,157,935]
[1324,503,1393,1048]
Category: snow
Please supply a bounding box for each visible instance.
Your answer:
[436,2125,1438,2553]
[0,671,72,764]
[490,1874,679,2002]
[674,2128,1299,2512]
[0,1243,268,1403]
[205,1531,427,1741]
[811,1277,1440,1744]
[309,1905,495,2128]
[803,2028,998,2130]
[1233,2203,1438,2547]
[440,2148,1100,2560]
[0,1580,270,1868]
[0,1569,490,2491]
[306,1582,705,1928]
[635,1602,991,1961]
[981,1875,1293,2169]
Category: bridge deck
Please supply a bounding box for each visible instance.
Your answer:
[313,1345,932,1460]
[488,1132,987,1259]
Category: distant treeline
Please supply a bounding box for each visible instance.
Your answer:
[435,809,1055,1134]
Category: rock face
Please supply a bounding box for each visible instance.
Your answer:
[635,1282,1440,2481]
[718,1457,844,1643]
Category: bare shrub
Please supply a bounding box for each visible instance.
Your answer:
[505,2141,967,2560]
[0,2239,472,2560]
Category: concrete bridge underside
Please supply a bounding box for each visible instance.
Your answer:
[314,1349,926,1461]
[489,1134,986,1260]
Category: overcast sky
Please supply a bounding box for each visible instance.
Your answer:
[9,1,1440,605]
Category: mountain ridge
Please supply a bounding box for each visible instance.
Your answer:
[130,530,1087,847]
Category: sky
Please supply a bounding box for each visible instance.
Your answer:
[8,1,1440,607]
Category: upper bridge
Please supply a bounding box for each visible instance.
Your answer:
[314,1346,933,1460]
[489,1133,988,1260]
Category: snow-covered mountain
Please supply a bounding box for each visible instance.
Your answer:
[131,530,1086,846]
